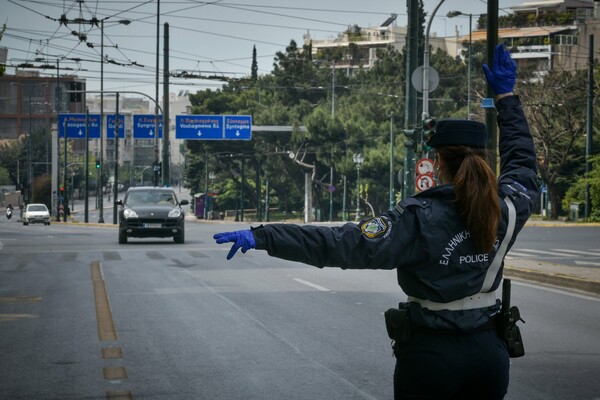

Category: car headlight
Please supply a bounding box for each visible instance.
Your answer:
[168,208,182,218]
[123,209,139,218]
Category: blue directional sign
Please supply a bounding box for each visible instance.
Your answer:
[106,115,125,139]
[175,115,223,140]
[133,114,163,139]
[58,114,101,139]
[224,115,252,140]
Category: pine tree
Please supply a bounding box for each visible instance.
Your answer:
[251,45,258,80]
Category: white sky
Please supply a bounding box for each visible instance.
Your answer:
[1,0,524,99]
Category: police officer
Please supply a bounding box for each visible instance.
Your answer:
[214,44,539,399]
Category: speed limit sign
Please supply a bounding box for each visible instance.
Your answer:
[415,173,435,192]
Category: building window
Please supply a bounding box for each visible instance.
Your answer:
[0,119,18,139]
[556,35,578,46]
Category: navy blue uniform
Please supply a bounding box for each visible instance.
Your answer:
[252,95,538,399]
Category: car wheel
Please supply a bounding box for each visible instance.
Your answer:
[46,222,51,226]
[119,230,128,244]
[23,221,28,226]
[174,230,185,244]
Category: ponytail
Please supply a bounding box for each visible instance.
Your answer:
[436,146,500,253]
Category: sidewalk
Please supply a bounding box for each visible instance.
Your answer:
[504,259,600,296]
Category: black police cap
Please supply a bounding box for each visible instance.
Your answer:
[426,119,487,149]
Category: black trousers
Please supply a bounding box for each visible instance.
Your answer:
[393,329,509,400]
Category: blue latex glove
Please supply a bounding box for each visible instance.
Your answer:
[213,230,256,260]
[482,44,517,95]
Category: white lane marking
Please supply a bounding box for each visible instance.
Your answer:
[293,278,330,292]
[513,281,600,302]
[507,251,535,258]
[514,248,577,257]
[574,260,600,267]
[554,249,600,257]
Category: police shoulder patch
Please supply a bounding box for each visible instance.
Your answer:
[361,217,389,239]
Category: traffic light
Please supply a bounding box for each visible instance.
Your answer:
[69,82,82,102]
[422,118,436,151]
[95,160,101,169]
[404,128,422,153]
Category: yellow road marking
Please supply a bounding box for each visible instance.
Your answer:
[91,261,132,398]
[106,390,133,399]
[91,261,118,341]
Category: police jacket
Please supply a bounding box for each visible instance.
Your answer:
[252,95,539,332]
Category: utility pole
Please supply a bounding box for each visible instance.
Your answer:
[162,22,170,186]
[84,109,89,223]
[389,112,395,209]
[585,34,594,219]
[63,119,68,222]
[113,93,120,225]
[485,0,499,174]
[53,60,60,221]
[99,19,105,223]
[154,0,161,187]
[403,0,419,199]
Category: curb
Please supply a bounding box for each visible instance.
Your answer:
[504,266,600,295]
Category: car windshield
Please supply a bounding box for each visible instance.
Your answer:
[126,190,176,206]
[28,205,47,212]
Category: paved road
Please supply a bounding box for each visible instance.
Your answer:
[509,225,600,268]
[1,220,599,399]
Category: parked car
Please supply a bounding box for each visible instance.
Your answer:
[117,187,188,244]
[23,203,51,226]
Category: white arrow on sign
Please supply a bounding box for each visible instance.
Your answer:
[235,130,240,137]
[149,130,154,137]
[197,130,202,136]
[78,129,83,136]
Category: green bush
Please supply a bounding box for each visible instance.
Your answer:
[562,155,600,221]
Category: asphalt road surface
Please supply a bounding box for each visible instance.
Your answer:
[1,219,599,399]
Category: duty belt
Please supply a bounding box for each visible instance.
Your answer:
[408,291,497,311]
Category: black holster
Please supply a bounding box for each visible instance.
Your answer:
[384,303,411,346]
[501,279,525,358]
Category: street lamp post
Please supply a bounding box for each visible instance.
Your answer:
[99,19,105,223]
[71,171,75,212]
[27,87,33,205]
[448,10,473,120]
[389,112,394,210]
[422,0,446,120]
[209,171,216,216]
[113,93,120,225]
[353,153,364,221]
[154,0,161,187]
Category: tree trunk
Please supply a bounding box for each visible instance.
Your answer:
[549,183,561,220]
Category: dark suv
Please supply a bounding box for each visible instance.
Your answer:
[117,187,189,244]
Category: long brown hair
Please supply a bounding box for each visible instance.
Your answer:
[436,146,500,253]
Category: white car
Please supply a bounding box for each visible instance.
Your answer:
[23,203,51,226]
